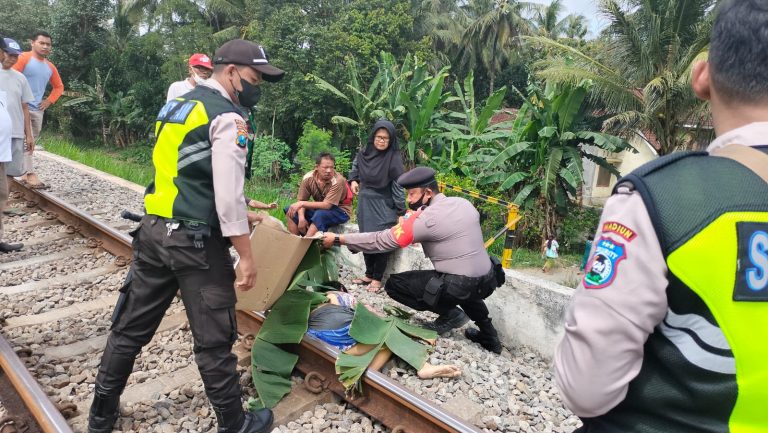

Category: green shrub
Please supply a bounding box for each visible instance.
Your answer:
[560,205,602,254]
[292,121,351,184]
[251,136,292,181]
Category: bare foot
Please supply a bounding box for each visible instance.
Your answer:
[367,280,383,293]
[417,363,462,379]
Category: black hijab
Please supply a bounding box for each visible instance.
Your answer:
[356,119,405,189]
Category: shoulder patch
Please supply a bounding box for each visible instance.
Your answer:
[391,210,423,248]
[584,237,627,289]
[601,221,638,242]
[235,119,248,149]
[157,100,197,124]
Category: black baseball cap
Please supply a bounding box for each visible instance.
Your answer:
[213,39,285,82]
[397,167,437,189]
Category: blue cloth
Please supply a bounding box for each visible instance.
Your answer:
[284,205,349,231]
[306,325,356,350]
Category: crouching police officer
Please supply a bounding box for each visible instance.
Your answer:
[554,1,768,431]
[322,167,506,353]
[88,40,285,433]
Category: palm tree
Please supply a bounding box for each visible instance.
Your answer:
[532,0,587,40]
[528,0,715,155]
[421,0,534,93]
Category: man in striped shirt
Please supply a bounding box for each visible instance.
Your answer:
[12,30,64,189]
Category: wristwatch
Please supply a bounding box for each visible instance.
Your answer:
[333,235,341,246]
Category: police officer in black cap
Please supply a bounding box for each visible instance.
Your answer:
[88,39,283,433]
[323,167,505,353]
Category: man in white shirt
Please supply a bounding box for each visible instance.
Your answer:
[0,38,24,252]
[166,53,213,102]
[1,37,34,216]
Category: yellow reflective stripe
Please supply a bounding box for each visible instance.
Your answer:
[667,211,768,433]
[144,101,209,217]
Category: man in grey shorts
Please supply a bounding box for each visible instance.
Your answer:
[0,37,34,216]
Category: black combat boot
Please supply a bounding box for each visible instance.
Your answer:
[424,307,470,335]
[87,387,121,433]
[214,403,273,433]
[465,319,502,354]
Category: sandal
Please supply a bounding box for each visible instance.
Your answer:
[367,281,383,293]
[352,277,373,285]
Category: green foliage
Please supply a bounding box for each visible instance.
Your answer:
[294,121,351,177]
[0,0,50,43]
[337,304,436,392]
[251,136,292,181]
[48,0,111,81]
[469,81,632,237]
[529,0,716,154]
[559,204,601,254]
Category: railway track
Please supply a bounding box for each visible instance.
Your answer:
[0,179,481,433]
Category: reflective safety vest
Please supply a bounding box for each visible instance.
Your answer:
[588,150,768,433]
[144,85,243,227]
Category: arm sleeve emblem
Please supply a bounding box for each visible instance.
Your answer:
[390,209,423,248]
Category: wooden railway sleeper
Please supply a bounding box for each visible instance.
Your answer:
[0,416,29,433]
[304,371,327,394]
[87,237,103,248]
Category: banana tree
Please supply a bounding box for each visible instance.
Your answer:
[471,80,633,237]
[433,71,510,176]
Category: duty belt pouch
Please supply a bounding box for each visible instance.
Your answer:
[423,276,445,308]
[490,256,505,288]
[183,221,211,248]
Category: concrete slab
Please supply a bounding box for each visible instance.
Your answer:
[0,265,117,295]
[4,294,120,328]
[43,311,188,359]
[0,247,88,271]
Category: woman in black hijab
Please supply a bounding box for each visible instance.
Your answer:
[348,119,405,291]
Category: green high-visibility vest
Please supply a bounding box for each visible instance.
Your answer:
[144,85,243,227]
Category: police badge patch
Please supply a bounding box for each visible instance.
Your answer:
[235,119,249,149]
[584,237,627,289]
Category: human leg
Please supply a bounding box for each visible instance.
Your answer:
[461,298,502,354]
[384,270,441,312]
[366,252,389,292]
[0,163,21,251]
[23,111,44,187]
[176,230,271,432]
[90,224,181,431]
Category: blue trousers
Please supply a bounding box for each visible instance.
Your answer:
[284,205,349,231]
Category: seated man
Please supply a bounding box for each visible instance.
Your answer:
[308,291,462,379]
[285,152,351,237]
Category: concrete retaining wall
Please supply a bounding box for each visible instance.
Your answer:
[336,224,573,361]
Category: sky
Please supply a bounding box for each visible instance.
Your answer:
[530,0,608,38]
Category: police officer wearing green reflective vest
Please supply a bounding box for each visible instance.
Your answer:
[554,2,768,432]
[322,167,506,353]
[88,40,284,433]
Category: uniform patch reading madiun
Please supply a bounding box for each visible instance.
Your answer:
[601,221,637,241]
[584,237,627,289]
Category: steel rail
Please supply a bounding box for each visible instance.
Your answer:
[8,179,480,433]
[237,311,481,433]
[0,335,72,433]
[9,179,134,260]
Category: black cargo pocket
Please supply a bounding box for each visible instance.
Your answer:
[164,232,209,270]
[198,287,237,347]
[422,276,445,308]
[110,268,133,328]
[444,279,473,301]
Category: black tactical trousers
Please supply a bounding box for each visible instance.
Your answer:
[94,215,241,412]
[384,270,492,322]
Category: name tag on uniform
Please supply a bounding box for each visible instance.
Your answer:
[734,222,768,301]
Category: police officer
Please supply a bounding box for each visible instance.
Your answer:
[554,1,768,431]
[322,167,505,353]
[88,40,284,433]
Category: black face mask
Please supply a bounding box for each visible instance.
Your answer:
[408,193,430,211]
[233,70,261,108]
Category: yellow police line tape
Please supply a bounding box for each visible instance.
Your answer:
[437,182,520,268]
